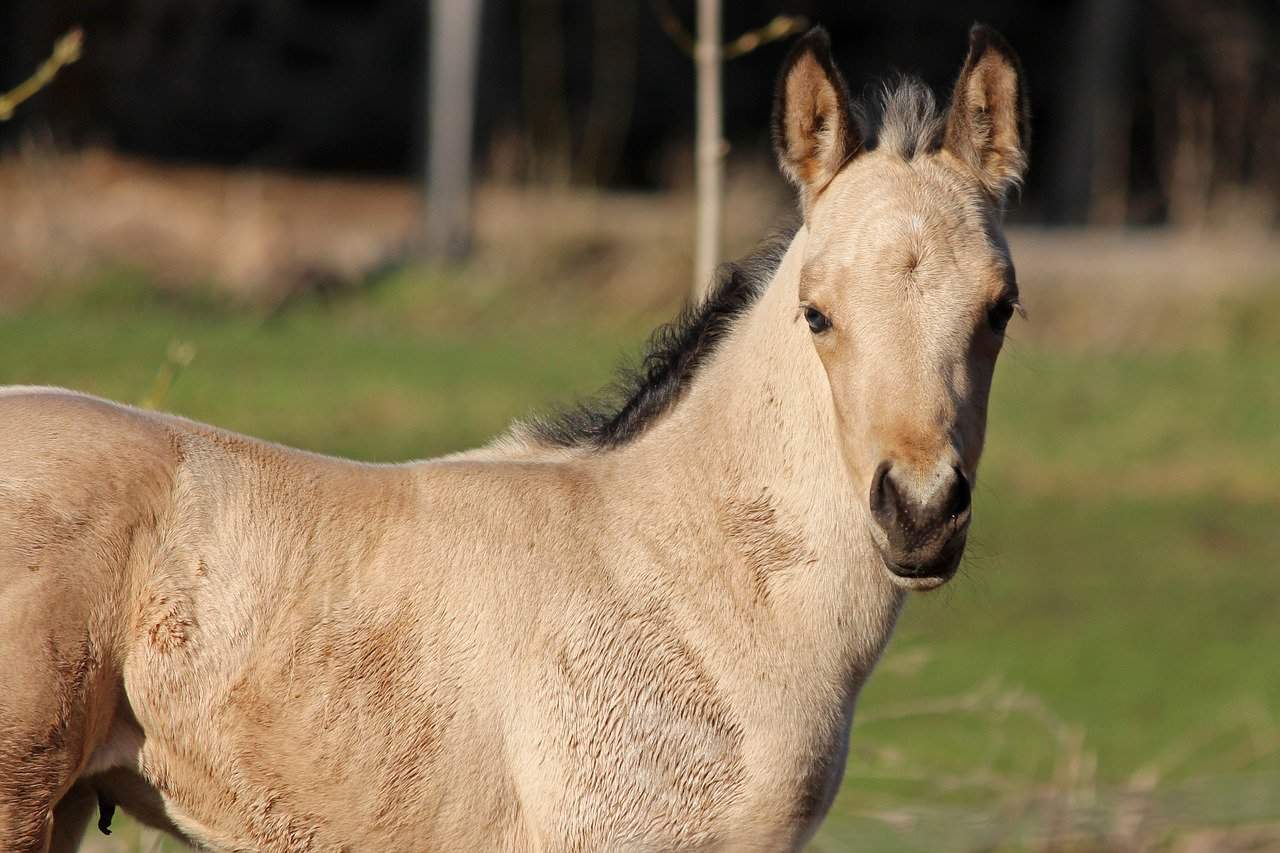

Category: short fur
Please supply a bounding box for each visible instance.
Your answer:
[943,25,1032,201]
[0,25,1028,853]
[772,28,859,215]
[530,66,969,453]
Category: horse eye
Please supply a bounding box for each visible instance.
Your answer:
[987,298,1016,334]
[804,306,832,334]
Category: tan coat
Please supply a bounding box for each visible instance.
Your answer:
[0,25,1028,853]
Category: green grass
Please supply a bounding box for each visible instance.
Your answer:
[4,270,637,461]
[5,270,1278,851]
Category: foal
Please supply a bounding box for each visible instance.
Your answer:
[0,25,1027,852]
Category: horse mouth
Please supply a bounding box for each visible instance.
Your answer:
[881,537,965,591]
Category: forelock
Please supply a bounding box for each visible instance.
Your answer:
[855,76,945,162]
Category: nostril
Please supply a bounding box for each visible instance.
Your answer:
[946,467,972,521]
[869,461,896,527]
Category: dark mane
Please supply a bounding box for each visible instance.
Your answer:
[520,221,797,450]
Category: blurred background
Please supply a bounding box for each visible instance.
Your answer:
[2,1,1278,850]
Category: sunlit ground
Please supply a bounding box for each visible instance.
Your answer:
[6,265,1278,852]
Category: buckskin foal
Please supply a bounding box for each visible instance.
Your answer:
[0,25,1028,853]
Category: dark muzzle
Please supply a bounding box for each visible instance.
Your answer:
[869,461,971,580]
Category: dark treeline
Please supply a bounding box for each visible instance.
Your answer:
[2,0,1277,226]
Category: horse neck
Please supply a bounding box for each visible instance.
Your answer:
[608,226,905,695]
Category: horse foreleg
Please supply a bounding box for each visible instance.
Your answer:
[0,602,109,852]
[47,785,99,853]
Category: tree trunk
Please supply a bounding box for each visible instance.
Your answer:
[1046,0,1138,225]
[424,0,482,259]
[693,0,723,302]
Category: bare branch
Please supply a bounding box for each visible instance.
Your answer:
[0,28,84,122]
[652,0,695,58]
[723,14,808,59]
[651,3,806,61]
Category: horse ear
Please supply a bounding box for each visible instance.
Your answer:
[943,24,1030,205]
[772,27,859,217]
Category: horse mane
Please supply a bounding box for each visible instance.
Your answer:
[518,75,943,452]
[517,220,797,451]
[855,74,947,161]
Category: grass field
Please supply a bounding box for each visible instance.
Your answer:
[4,265,1278,851]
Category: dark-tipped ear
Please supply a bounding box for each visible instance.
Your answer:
[943,24,1030,205]
[772,27,860,218]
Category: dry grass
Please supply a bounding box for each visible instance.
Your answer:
[3,148,1276,338]
[0,147,779,313]
[820,658,1280,851]
[0,147,417,306]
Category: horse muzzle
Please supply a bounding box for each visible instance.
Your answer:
[869,460,971,590]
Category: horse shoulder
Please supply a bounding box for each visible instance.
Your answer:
[0,387,183,602]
